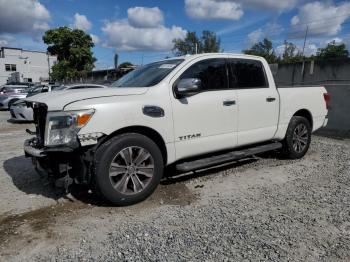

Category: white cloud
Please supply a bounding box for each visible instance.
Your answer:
[303,44,318,56]
[0,35,14,46]
[127,7,164,28]
[185,0,243,20]
[73,13,92,31]
[247,29,264,46]
[90,34,100,44]
[0,39,8,46]
[102,20,186,51]
[102,6,186,51]
[33,22,49,31]
[246,23,283,46]
[291,2,350,38]
[0,0,50,36]
[185,0,301,20]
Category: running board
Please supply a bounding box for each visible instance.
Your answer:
[176,142,282,172]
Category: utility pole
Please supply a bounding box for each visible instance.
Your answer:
[301,26,309,57]
[301,26,309,77]
[195,43,198,54]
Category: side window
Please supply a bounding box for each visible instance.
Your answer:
[229,59,268,89]
[179,58,228,91]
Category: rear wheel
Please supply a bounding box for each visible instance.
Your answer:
[282,116,312,159]
[94,133,164,206]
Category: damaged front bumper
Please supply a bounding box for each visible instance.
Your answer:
[24,139,46,158]
[24,138,92,187]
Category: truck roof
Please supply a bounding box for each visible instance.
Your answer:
[162,53,265,62]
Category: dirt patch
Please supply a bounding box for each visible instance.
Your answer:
[0,123,33,133]
[0,181,196,255]
[140,182,196,207]
[0,200,87,251]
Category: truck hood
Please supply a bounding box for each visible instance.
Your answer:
[25,87,148,111]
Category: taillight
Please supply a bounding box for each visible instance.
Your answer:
[323,93,331,110]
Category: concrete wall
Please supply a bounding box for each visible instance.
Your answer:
[274,59,350,137]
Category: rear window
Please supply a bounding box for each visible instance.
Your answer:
[229,59,268,89]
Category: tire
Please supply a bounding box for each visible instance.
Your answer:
[93,133,164,206]
[8,99,19,109]
[282,116,312,159]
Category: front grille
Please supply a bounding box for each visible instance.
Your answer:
[32,103,48,147]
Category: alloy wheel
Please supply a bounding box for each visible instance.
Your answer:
[292,123,309,153]
[109,146,154,195]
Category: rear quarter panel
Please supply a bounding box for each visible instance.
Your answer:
[274,86,328,140]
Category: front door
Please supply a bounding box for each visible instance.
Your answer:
[171,58,238,160]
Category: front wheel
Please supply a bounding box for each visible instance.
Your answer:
[282,116,312,159]
[93,133,164,206]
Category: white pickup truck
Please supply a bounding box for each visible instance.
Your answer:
[24,54,330,205]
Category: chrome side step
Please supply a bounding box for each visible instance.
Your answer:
[176,142,282,172]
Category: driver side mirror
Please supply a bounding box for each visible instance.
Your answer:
[175,78,201,98]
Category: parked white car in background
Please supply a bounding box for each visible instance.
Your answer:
[0,85,28,110]
[24,53,329,206]
[9,83,108,121]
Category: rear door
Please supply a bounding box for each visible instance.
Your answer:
[171,57,238,160]
[228,58,279,146]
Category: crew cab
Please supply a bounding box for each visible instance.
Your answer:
[23,54,329,205]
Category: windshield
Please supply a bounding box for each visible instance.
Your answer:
[28,86,44,93]
[112,59,184,88]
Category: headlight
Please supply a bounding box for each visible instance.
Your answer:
[45,109,95,146]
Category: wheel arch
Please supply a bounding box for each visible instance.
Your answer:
[97,126,168,164]
[8,98,20,107]
[292,109,313,129]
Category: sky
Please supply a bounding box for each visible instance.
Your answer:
[0,0,350,69]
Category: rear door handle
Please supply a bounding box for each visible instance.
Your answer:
[266,97,276,102]
[223,100,236,106]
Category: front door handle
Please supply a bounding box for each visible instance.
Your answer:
[223,100,236,106]
[266,97,276,102]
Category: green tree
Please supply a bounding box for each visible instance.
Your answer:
[201,30,221,53]
[243,38,278,64]
[43,26,96,81]
[281,41,304,63]
[118,62,133,69]
[173,30,221,56]
[316,41,349,60]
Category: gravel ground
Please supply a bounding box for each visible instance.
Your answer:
[0,111,349,261]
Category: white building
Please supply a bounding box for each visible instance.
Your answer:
[0,47,57,85]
